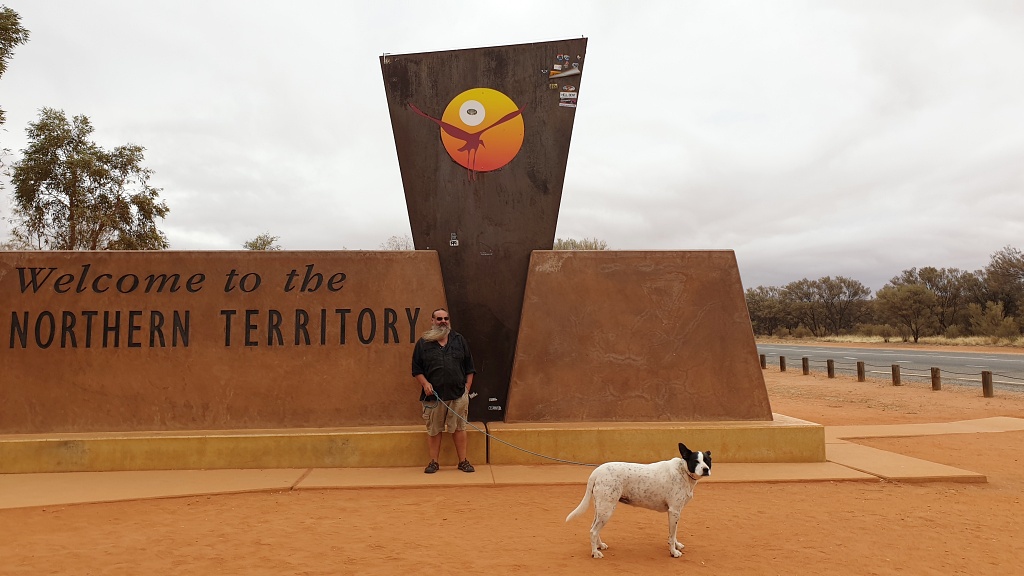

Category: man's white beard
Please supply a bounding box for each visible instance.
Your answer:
[422,324,450,342]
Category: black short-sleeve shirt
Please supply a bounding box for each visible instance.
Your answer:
[411,331,476,401]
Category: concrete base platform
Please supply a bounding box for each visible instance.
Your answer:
[0,414,823,473]
[825,442,985,483]
[826,416,1024,442]
[4,416,1021,510]
[486,462,876,485]
[0,469,307,509]
[0,425,488,474]
[486,414,825,465]
[815,415,1024,484]
[0,462,875,510]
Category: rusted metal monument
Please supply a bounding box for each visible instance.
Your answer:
[380,38,591,421]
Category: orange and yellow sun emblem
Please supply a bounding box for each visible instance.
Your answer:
[410,88,525,175]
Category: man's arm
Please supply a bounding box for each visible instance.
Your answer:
[415,373,435,397]
[411,340,434,397]
[460,335,475,393]
[460,334,475,383]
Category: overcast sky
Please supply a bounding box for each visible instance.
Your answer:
[2,0,1022,291]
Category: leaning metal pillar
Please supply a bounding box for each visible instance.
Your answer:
[381,38,587,421]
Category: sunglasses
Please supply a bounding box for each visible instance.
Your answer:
[435,316,449,321]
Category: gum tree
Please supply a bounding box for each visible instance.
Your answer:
[889,266,975,334]
[0,5,30,128]
[817,276,871,335]
[874,283,938,343]
[553,237,608,250]
[984,246,1024,319]
[243,232,282,250]
[745,285,789,336]
[379,234,414,250]
[9,108,169,250]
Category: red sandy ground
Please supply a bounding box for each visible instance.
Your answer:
[3,350,1024,575]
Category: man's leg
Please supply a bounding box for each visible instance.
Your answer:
[452,429,467,461]
[427,432,442,461]
[449,392,470,462]
[452,429,474,472]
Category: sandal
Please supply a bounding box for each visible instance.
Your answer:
[458,459,475,473]
[424,460,439,474]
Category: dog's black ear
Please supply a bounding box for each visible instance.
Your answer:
[705,450,712,461]
[678,443,691,458]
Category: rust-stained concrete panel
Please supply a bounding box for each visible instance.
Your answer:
[0,251,444,433]
[506,251,772,422]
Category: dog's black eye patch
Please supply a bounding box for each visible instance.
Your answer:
[683,450,712,475]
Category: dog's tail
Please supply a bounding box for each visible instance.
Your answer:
[565,474,596,522]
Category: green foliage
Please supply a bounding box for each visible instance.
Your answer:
[0,5,29,203]
[984,246,1024,319]
[745,285,787,335]
[746,276,870,337]
[817,276,871,335]
[967,301,1020,342]
[379,234,414,250]
[855,323,898,343]
[243,232,282,251]
[0,236,33,250]
[9,108,169,250]
[553,237,608,250]
[745,256,1011,342]
[789,326,814,339]
[942,324,965,339]
[889,266,974,331]
[988,246,1024,283]
[775,277,869,337]
[872,284,938,343]
[780,279,827,337]
[0,6,30,126]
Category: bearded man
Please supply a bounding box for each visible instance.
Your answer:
[411,308,476,473]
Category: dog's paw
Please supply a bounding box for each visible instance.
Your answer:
[670,548,682,558]
[598,542,608,551]
[592,549,604,559]
[674,540,685,551]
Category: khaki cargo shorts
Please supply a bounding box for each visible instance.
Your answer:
[423,391,469,436]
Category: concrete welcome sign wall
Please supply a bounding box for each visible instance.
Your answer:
[0,251,444,433]
[508,251,773,422]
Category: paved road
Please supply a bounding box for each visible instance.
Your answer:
[756,343,1024,390]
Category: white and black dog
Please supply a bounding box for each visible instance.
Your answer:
[566,443,712,559]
